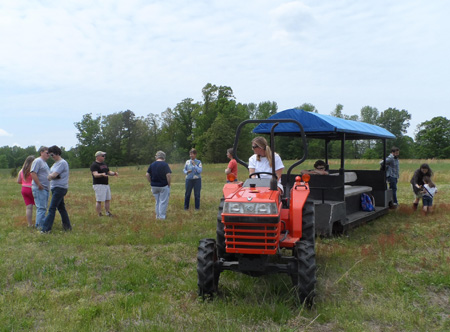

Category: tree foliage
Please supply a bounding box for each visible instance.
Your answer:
[2,83,447,169]
[415,116,450,159]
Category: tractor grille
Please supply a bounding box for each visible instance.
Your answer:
[223,216,280,254]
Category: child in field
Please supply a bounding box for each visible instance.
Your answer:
[421,176,437,214]
[17,155,36,227]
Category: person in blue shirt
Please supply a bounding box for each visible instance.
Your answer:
[183,148,202,210]
[146,151,172,220]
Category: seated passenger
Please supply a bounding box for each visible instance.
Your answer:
[248,136,284,189]
[302,160,329,175]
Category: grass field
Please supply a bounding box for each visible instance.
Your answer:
[1,159,449,331]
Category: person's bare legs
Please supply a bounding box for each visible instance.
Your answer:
[26,204,33,227]
[413,197,420,210]
[96,201,103,216]
[105,200,111,214]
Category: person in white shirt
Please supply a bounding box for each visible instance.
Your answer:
[248,136,284,188]
[421,176,437,214]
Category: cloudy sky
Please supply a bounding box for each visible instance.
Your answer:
[1,0,449,149]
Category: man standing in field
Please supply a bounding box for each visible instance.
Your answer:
[30,146,50,230]
[41,145,72,233]
[90,151,118,217]
[383,146,400,207]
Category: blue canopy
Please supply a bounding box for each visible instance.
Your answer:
[253,109,396,140]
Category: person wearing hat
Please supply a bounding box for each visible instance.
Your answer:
[90,151,118,217]
[146,151,172,219]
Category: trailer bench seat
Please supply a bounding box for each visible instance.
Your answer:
[344,185,373,197]
[343,172,372,197]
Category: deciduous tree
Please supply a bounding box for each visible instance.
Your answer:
[415,116,450,158]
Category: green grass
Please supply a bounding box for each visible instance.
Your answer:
[1,159,449,331]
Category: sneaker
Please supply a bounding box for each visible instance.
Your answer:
[106,212,113,217]
[98,213,103,217]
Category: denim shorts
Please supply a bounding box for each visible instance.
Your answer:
[422,196,433,207]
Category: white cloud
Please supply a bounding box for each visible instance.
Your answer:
[0,0,449,149]
[0,129,12,137]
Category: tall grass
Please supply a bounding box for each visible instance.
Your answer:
[0,160,449,331]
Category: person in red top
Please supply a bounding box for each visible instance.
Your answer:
[17,155,36,227]
[225,148,238,182]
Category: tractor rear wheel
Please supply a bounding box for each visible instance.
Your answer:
[301,199,315,243]
[197,238,219,298]
[291,240,316,307]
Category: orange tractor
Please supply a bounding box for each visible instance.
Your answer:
[197,119,316,306]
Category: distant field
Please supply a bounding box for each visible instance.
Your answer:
[0,159,449,331]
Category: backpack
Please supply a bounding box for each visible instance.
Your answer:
[379,160,385,171]
[361,193,375,212]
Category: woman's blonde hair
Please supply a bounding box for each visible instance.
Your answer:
[252,136,274,167]
[21,155,35,180]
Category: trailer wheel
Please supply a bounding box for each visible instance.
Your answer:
[197,238,219,298]
[291,240,316,307]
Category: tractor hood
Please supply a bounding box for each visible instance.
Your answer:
[225,185,280,203]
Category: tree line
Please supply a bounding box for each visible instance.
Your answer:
[1,83,450,169]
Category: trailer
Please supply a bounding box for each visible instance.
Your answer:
[254,109,396,236]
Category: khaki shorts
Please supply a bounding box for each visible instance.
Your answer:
[93,184,111,202]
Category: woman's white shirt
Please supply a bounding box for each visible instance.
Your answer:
[248,153,284,181]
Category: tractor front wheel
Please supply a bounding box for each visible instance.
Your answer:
[291,240,316,307]
[197,238,220,298]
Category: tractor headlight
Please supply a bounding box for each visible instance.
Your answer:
[223,202,278,215]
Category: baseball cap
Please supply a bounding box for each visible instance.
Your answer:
[95,151,106,157]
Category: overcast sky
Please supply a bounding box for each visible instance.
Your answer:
[1,0,449,149]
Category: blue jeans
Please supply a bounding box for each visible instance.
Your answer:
[41,187,71,232]
[184,178,201,210]
[32,188,49,229]
[151,185,170,219]
[387,176,398,204]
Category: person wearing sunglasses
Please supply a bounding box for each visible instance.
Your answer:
[248,137,284,186]
[40,145,72,233]
[90,151,118,217]
[302,160,329,175]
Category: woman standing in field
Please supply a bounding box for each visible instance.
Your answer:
[183,148,202,210]
[225,148,238,182]
[146,151,172,220]
[17,155,36,227]
[410,163,433,211]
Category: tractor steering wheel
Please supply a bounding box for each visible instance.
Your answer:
[249,172,276,179]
